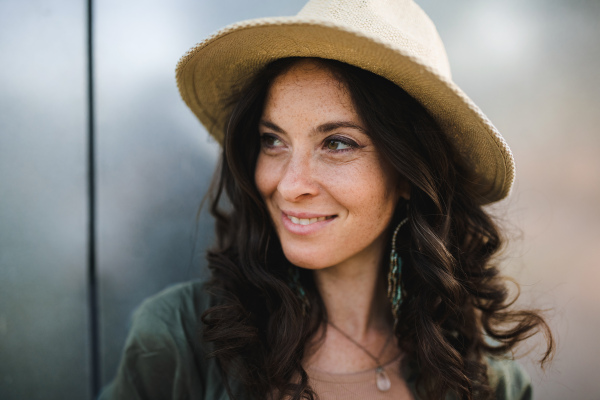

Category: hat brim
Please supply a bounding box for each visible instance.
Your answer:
[176,17,514,204]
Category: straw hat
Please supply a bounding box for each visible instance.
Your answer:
[176,0,514,204]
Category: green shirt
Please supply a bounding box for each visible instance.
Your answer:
[100,282,532,400]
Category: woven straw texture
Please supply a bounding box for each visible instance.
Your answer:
[176,0,514,203]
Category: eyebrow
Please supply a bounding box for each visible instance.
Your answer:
[317,121,367,134]
[259,120,367,135]
[259,120,284,133]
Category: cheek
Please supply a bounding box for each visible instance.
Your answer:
[255,154,277,199]
[357,181,397,224]
[323,160,396,212]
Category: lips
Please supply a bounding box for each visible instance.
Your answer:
[280,211,337,235]
[287,215,335,225]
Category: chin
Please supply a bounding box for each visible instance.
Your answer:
[281,246,333,270]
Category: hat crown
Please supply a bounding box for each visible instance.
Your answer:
[176,0,515,203]
[297,0,451,78]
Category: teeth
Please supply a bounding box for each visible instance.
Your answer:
[288,215,332,225]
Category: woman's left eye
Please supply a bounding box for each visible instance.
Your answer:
[324,137,357,152]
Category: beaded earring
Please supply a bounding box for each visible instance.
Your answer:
[289,265,310,316]
[387,217,408,331]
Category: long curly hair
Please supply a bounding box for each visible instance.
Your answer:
[201,57,554,400]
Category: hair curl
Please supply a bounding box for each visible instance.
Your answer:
[201,58,554,400]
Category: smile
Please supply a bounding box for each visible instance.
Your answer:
[280,211,337,235]
[286,215,335,225]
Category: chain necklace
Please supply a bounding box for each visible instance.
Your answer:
[327,321,394,392]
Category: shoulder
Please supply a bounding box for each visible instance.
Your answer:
[485,356,532,400]
[99,281,230,400]
[125,280,211,356]
[132,280,211,329]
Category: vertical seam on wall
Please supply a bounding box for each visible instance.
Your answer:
[87,0,100,397]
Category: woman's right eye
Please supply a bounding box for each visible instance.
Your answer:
[260,134,283,149]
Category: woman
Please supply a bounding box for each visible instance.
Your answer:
[101,0,553,399]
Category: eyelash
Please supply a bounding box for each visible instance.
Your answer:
[259,134,360,153]
[323,136,359,153]
[260,133,282,149]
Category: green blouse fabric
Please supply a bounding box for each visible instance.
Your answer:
[99,281,532,400]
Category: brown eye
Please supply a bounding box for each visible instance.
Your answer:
[261,134,283,148]
[325,138,353,151]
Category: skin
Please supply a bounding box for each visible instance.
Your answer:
[255,59,409,373]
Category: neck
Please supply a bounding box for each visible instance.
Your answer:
[305,241,398,373]
[312,245,391,340]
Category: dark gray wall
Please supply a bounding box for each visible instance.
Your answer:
[1,1,599,399]
[93,0,308,388]
[0,1,89,399]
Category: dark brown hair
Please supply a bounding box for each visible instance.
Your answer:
[202,58,553,400]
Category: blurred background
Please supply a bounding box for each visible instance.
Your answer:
[0,0,598,399]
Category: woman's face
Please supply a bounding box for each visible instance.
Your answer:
[255,60,407,270]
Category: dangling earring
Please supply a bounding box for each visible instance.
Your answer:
[387,217,408,331]
[289,265,310,316]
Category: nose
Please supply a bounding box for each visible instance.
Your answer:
[277,150,319,202]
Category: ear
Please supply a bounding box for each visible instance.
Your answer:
[396,176,411,201]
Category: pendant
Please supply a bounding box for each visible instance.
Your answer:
[376,366,391,392]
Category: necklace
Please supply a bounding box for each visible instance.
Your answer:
[327,321,394,392]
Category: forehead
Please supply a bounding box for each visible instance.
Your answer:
[264,59,356,116]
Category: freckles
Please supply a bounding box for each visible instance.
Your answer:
[322,157,392,210]
[255,157,275,196]
[357,170,398,222]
